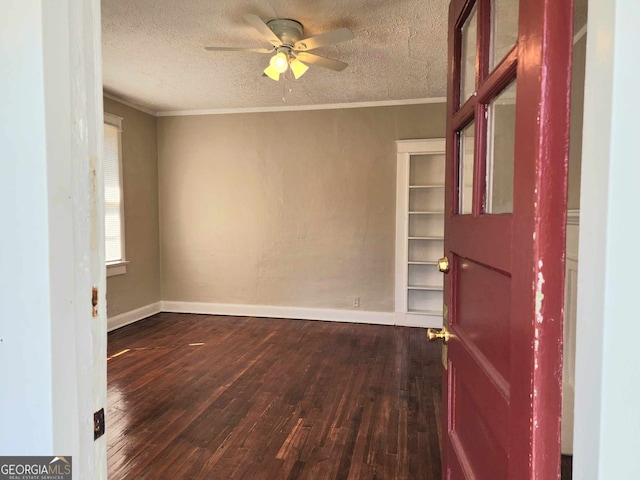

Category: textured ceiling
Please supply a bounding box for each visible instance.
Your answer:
[102,0,588,113]
[102,0,450,112]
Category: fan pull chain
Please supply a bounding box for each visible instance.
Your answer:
[282,69,294,103]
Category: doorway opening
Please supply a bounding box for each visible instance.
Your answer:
[560,0,588,478]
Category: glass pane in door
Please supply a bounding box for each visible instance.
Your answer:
[460,5,478,104]
[490,0,519,70]
[458,121,475,214]
[485,80,517,214]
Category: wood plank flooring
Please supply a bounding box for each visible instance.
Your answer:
[107,313,443,479]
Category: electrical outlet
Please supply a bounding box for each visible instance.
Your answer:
[352,297,360,308]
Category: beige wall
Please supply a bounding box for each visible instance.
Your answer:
[158,104,446,312]
[567,34,587,210]
[104,97,161,317]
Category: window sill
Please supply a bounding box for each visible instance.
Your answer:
[107,261,129,277]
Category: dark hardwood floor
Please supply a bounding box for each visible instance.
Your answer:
[561,455,573,480]
[107,313,443,479]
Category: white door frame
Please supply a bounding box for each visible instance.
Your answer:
[573,0,640,477]
[1,0,638,477]
[0,0,106,478]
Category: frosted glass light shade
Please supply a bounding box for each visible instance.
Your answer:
[270,52,289,73]
[290,59,309,79]
[264,65,280,81]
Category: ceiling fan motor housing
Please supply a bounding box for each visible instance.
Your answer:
[205,14,352,75]
[266,19,304,47]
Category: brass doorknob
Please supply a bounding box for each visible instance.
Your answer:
[437,256,450,273]
[427,326,450,345]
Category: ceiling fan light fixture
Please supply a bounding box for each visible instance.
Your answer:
[205,15,354,80]
[269,51,289,73]
[263,65,281,81]
[290,58,309,79]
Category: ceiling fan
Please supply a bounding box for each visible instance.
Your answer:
[205,14,354,81]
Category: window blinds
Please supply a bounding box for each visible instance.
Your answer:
[104,123,123,263]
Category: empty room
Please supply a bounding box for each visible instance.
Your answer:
[101,0,584,477]
[3,0,640,479]
[102,1,448,476]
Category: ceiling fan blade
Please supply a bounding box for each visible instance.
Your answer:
[296,52,348,72]
[242,14,282,47]
[294,28,354,51]
[205,46,273,53]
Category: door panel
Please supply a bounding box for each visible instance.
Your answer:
[450,342,509,443]
[447,445,471,480]
[452,368,508,479]
[440,0,573,478]
[455,257,511,383]
[449,217,511,272]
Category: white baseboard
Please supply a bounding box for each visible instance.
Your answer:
[107,301,162,332]
[160,301,416,327]
[107,301,437,331]
[394,313,443,329]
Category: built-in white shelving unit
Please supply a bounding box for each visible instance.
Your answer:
[395,139,446,328]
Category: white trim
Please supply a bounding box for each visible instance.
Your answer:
[103,112,122,130]
[567,209,580,225]
[156,97,447,117]
[396,147,411,314]
[161,301,412,327]
[106,260,128,277]
[2,0,107,473]
[395,139,446,327]
[103,112,127,266]
[105,302,446,331]
[395,313,445,329]
[562,222,580,454]
[103,92,158,117]
[101,94,447,118]
[107,302,162,332]
[396,138,447,154]
[573,0,640,477]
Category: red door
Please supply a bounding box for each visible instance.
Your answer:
[435,0,573,478]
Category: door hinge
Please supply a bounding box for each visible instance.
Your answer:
[92,287,98,317]
[94,408,105,440]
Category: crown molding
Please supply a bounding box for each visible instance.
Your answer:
[155,97,447,117]
[101,94,447,118]
[103,92,158,116]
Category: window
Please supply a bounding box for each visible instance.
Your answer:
[104,113,127,276]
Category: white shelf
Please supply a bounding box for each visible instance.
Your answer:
[396,139,446,318]
[407,309,443,316]
[408,285,443,291]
